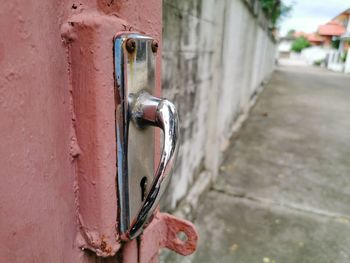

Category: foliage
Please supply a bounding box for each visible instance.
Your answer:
[313,59,324,66]
[291,37,311,53]
[332,38,340,49]
[259,0,293,26]
[341,50,348,63]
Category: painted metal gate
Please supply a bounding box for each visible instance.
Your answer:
[0,0,197,262]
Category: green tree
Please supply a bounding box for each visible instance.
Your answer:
[291,37,311,53]
[341,50,347,63]
[331,38,340,49]
[260,0,293,26]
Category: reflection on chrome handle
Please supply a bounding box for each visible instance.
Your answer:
[127,91,179,239]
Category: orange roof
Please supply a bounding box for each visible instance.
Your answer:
[307,33,323,43]
[318,20,345,36]
[294,31,308,38]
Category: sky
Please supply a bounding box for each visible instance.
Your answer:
[279,0,350,36]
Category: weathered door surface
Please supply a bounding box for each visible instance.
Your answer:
[0,0,197,262]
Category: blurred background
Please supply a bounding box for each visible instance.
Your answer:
[160,0,350,262]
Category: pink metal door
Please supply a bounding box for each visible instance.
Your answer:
[0,0,197,262]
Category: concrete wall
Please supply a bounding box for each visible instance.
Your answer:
[162,0,276,211]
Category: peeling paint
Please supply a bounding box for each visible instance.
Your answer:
[123,212,198,263]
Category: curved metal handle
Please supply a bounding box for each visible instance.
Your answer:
[127,91,179,239]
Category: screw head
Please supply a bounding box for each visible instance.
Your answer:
[126,38,136,53]
[151,40,158,53]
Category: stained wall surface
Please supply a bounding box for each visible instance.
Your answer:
[162,0,276,209]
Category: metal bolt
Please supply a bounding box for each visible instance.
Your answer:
[126,38,136,53]
[151,40,158,53]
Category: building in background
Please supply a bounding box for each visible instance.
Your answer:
[317,21,345,47]
[324,8,350,73]
[334,8,350,52]
[333,8,350,73]
[278,7,350,74]
[307,33,324,46]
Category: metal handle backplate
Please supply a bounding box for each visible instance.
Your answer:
[114,33,179,239]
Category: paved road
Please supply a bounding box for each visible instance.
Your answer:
[165,66,350,263]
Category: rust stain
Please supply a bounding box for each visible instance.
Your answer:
[100,236,113,254]
[126,41,136,88]
[126,45,136,65]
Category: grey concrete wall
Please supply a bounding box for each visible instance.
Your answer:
[162,0,276,211]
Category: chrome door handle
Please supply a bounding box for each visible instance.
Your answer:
[114,33,179,239]
[127,91,179,238]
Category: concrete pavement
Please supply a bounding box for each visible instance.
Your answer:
[164,66,350,262]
